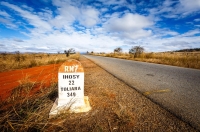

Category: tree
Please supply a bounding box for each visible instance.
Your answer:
[114,47,122,54]
[64,48,75,57]
[129,46,144,58]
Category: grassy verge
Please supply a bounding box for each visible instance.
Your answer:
[0,53,81,131]
[0,52,80,72]
[0,55,134,131]
[0,80,61,131]
[0,56,196,131]
[91,52,200,69]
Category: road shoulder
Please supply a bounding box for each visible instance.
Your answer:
[68,56,196,131]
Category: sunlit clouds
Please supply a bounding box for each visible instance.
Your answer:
[0,0,199,53]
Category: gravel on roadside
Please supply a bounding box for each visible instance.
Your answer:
[60,56,197,131]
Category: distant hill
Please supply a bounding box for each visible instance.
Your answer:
[174,48,200,52]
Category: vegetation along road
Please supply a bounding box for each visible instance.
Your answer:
[84,55,200,130]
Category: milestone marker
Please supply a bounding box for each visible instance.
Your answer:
[49,59,91,117]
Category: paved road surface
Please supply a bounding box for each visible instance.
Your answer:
[84,55,200,130]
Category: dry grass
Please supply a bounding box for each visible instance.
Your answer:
[0,78,62,131]
[92,52,200,69]
[0,52,80,72]
[0,54,135,132]
[0,53,81,131]
[0,57,94,131]
[0,56,196,131]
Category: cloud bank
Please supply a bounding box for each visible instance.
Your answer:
[0,0,199,53]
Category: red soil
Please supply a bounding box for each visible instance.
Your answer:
[0,63,62,100]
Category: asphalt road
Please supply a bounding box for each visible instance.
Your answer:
[84,55,200,130]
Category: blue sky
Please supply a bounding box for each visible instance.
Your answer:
[0,0,200,53]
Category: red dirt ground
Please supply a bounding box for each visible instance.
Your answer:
[0,63,62,100]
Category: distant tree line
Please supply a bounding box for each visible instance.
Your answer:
[87,46,145,58]
[174,48,200,52]
[114,46,144,58]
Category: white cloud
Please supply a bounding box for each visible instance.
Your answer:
[98,0,136,12]
[122,29,152,39]
[79,7,99,27]
[0,0,199,53]
[1,2,52,32]
[21,4,34,11]
[38,9,53,21]
[3,31,123,53]
[179,0,200,11]
[0,17,10,23]
[0,17,17,29]
[0,10,11,17]
[174,0,200,18]
[98,0,125,6]
[104,13,153,39]
[163,41,190,47]
[151,27,179,38]
[51,0,100,28]
[100,8,108,12]
[148,0,177,18]
[0,10,15,27]
[194,18,200,22]
[181,29,200,37]
[148,0,200,19]
[13,38,24,42]
[106,13,153,32]
[112,5,121,10]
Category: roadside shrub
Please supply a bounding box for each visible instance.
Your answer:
[29,60,37,68]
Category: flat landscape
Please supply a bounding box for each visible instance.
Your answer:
[0,55,198,131]
[1,0,200,131]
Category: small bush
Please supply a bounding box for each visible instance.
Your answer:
[29,60,37,68]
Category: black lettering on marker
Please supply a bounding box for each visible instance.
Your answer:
[63,75,80,79]
[60,87,81,91]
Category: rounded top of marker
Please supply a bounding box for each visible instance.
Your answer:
[59,59,84,73]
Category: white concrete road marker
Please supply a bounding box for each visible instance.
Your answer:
[49,59,91,117]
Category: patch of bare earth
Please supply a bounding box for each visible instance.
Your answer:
[53,56,196,131]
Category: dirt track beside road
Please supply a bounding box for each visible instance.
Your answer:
[0,63,61,100]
